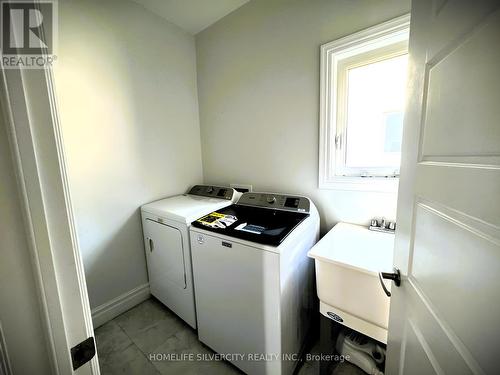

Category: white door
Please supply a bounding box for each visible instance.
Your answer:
[144,219,186,290]
[1,67,99,372]
[386,1,500,374]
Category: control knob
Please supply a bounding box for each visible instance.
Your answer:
[267,196,276,204]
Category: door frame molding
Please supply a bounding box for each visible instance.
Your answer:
[0,63,99,375]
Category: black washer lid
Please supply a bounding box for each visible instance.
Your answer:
[192,204,309,246]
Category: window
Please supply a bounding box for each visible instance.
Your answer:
[319,15,410,192]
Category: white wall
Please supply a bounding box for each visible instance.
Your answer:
[55,0,203,309]
[196,0,411,233]
[0,108,51,374]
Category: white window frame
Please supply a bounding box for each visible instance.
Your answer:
[319,14,410,192]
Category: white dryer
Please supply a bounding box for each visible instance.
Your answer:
[190,192,320,375]
[141,185,240,328]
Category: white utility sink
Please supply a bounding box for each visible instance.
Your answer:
[308,222,395,343]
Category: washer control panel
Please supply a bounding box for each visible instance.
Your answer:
[237,192,310,212]
[188,185,236,200]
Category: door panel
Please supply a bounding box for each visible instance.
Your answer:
[410,203,499,372]
[425,0,499,58]
[421,13,500,157]
[404,286,473,375]
[144,219,186,289]
[401,321,440,375]
[416,166,500,227]
[387,1,500,374]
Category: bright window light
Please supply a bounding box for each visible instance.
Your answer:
[345,54,408,170]
[319,15,410,191]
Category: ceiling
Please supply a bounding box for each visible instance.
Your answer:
[132,0,250,35]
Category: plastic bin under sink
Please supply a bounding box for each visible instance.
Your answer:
[308,222,395,343]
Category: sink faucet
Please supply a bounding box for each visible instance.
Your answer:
[369,217,396,233]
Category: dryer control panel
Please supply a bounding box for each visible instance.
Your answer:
[237,192,310,213]
[188,185,236,200]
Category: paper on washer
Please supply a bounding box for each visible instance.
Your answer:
[197,212,237,229]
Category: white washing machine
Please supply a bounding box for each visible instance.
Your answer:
[190,192,320,375]
[141,185,240,328]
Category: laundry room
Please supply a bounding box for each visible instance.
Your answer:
[1,1,498,375]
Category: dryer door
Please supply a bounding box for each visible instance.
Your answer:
[144,219,186,290]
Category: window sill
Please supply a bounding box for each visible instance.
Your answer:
[319,176,399,193]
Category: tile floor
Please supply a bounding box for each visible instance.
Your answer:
[95,298,365,375]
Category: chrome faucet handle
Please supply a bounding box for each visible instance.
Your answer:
[380,218,387,228]
[369,218,396,233]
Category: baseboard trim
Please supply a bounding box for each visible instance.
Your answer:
[92,283,150,328]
